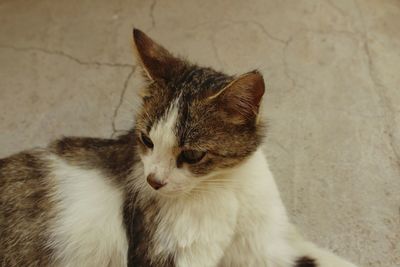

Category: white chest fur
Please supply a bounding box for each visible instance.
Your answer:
[152,185,239,267]
[151,149,297,267]
[47,156,128,267]
[149,150,273,267]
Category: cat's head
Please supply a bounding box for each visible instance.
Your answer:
[132,29,265,196]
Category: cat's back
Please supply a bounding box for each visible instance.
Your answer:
[0,149,54,228]
[0,149,52,193]
[0,149,55,266]
[0,135,136,266]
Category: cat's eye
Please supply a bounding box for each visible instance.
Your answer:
[179,150,206,164]
[141,133,154,149]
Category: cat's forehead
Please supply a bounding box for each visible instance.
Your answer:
[148,99,180,150]
[169,66,232,97]
[146,89,210,149]
[139,69,228,149]
[141,66,231,127]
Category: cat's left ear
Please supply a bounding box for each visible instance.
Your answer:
[132,28,184,84]
[210,70,265,124]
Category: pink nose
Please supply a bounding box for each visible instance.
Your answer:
[147,174,166,190]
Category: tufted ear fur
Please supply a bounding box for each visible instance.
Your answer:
[210,70,265,124]
[133,29,185,85]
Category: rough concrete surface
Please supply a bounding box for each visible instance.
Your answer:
[0,0,399,266]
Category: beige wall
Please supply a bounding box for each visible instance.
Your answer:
[0,1,399,266]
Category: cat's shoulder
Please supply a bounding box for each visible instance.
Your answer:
[48,134,137,180]
[1,133,137,182]
[0,136,114,176]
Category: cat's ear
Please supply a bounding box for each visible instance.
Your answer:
[210,70,265,124]
[133,29,184,84]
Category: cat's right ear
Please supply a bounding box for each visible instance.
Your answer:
[133,29,184,84]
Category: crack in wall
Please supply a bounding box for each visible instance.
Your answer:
[248,20,287,44]
[210,32,224,68]
[0,43,137,138]
[282,36,296,90]
[111,66,136,138]
[281,27,364,92]
[214,19,297,91]
[208,19,288,69]
[225,19,287,45]
[149,0,157,30]
[0,44,134,68]
[354,0,400,166]
[325,0,347,17]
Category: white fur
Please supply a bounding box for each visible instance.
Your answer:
[147,149,357,267]
[219,150,297,267]
[142,101,179,187]
[153,187,238,267]
[47,155,128,267]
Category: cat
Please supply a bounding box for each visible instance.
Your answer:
[0,28,358,267]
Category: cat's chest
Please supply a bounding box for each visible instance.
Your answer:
[152,190,239,256]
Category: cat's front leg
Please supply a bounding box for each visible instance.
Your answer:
[172,212,237,267]
[174,238,230,267]
[160,194,238,267]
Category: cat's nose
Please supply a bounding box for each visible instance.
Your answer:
[146,174,166,190]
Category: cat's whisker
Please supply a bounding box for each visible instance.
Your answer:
[201,179,239,184]
[196,182,240,191]
[193,184,233,191]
